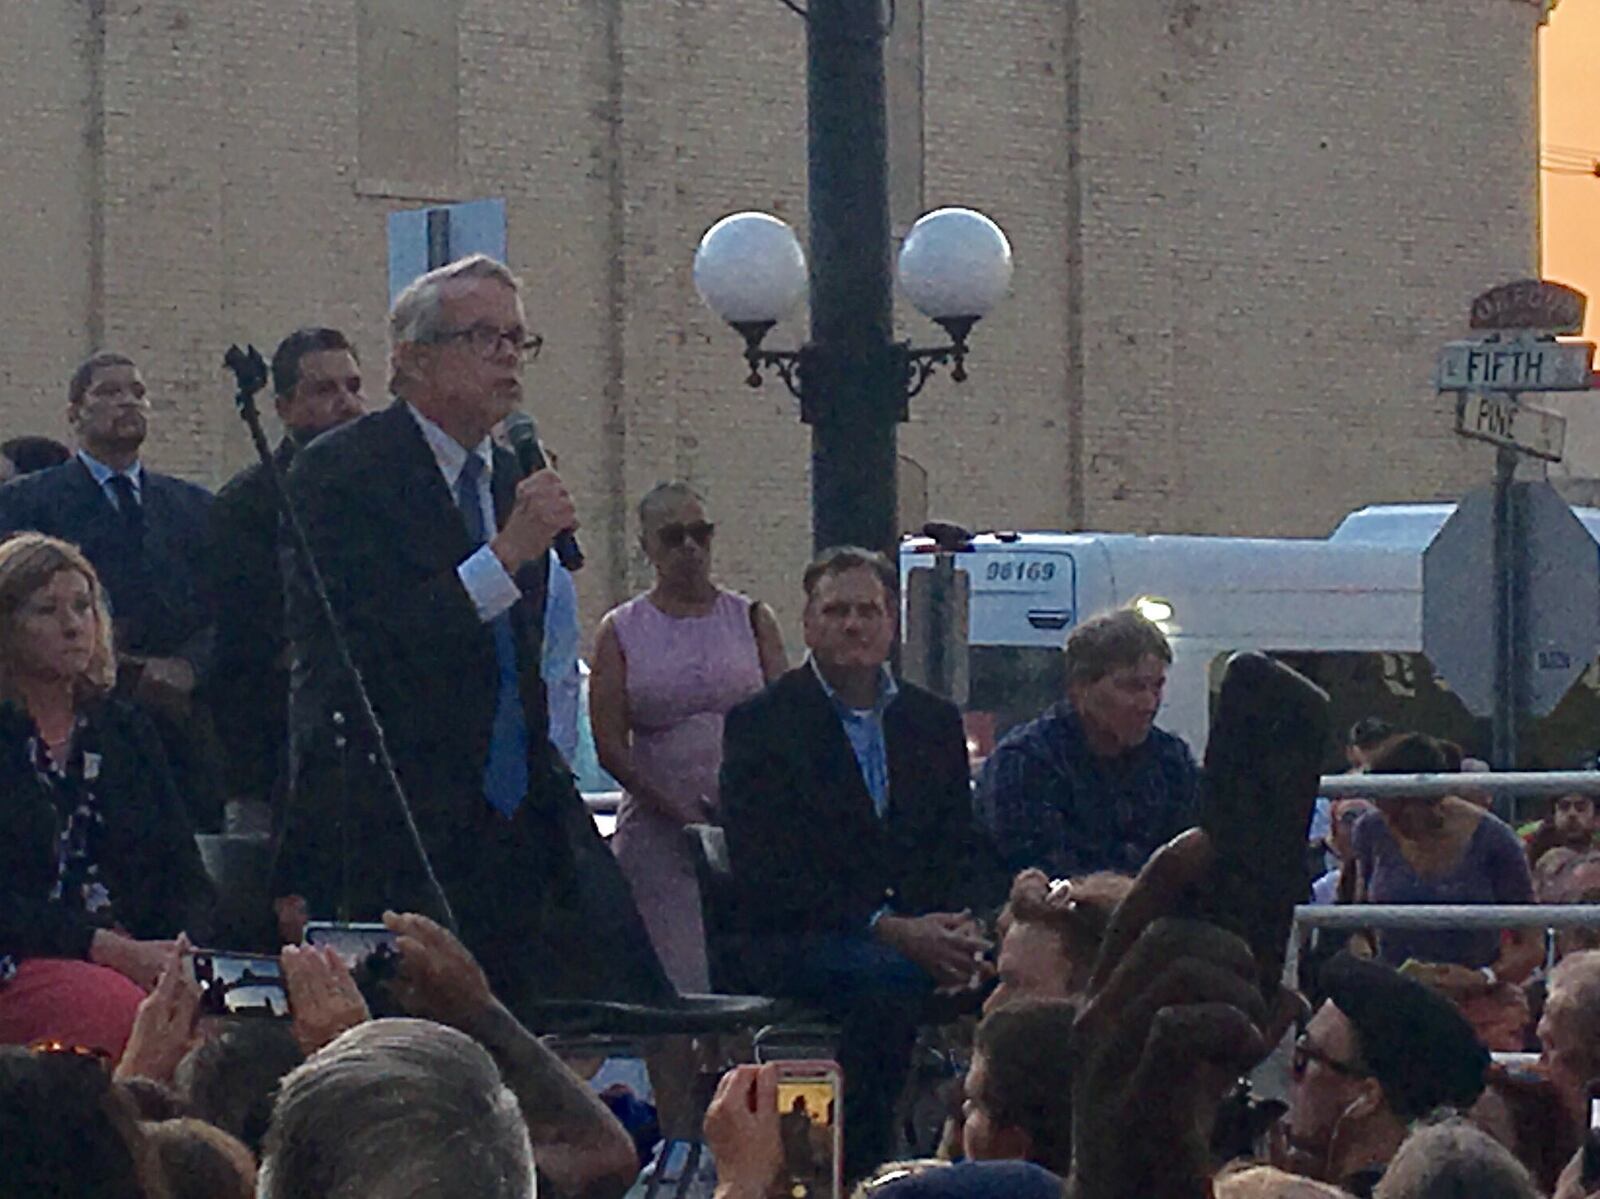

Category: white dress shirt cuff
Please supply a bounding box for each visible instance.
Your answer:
[458,545,522,622]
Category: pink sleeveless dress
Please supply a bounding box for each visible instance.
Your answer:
[608,590,766,993]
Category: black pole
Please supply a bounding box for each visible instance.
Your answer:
[1491,443,1519,776]
[805,0,900,556]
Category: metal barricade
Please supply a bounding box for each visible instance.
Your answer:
[1316,769,1600,801]
[1287,905,1600,985]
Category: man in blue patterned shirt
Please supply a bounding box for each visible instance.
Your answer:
[975,608,1199,877]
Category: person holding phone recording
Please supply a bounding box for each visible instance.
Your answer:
[0,534,212,1057]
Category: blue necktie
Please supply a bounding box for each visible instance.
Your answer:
[456,455,528,817]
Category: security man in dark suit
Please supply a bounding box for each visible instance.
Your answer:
[719,546,1007,1178]
[272,254,670,1013]
[205,328,368,825]
[0,352,220,828]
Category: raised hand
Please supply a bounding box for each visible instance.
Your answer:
[380,910,495,1030]
[114,935,199,1083]
[281,943,370,1057]
[1067,830,1276,1199]
[704,1063,784,1199]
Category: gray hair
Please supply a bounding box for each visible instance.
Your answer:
[638,481,705,530]
[1545,949,1600,1072]
[257,1018,535,1199]
[1373,1117,1537,1199]
[1064,608,1171,687]
[389,254,522,346]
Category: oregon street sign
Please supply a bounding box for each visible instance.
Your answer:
[1435,339,1595,392]
[1455,393,1567,461]
[1470,279,1586,335]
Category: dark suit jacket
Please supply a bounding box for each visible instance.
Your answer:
[0,697,214,961]
[274,400,671,1005]
[719,665,1005,943]
[0,457,214,666]
[205,437,297,802]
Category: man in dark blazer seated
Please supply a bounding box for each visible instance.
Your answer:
[0,352,220,827]
[272,254,671,1013]
[719,546,1006,1178]
[204,327,368,827]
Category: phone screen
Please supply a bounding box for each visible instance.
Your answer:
[304,921,399,971]
[190,951,289,1019]
[1590,1096,1600,1132]
[768,1064,842,1199]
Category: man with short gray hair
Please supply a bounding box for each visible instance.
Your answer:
[273,254,671,1009]
[258,1018,536,1199]
[975,607,1197,876]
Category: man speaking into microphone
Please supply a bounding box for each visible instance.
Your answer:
[272,254,672,1011]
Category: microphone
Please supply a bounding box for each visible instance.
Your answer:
[503,411,584,572]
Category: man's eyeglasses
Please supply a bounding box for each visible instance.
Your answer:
[1291,1035,1368,1080]
[657,521,714,550]
[430,323,544,360]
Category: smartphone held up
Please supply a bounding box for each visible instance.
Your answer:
[768,1060,844,1199]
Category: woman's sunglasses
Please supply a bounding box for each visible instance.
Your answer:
[657,521,715,549]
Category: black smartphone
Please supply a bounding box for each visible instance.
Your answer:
[767,1060,844,1199]
[1196,651,1331,997]
[189,951,289,1019]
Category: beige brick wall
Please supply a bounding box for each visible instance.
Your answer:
[0,0,1544,646]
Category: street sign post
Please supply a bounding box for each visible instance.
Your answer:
[1433,280,1597,772]
[1454,392,1567,461]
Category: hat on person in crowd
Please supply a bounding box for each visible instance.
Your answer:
[1320,953,1489,1120]
[859,1160,1062,1199]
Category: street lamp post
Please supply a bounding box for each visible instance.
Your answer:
[692,0,1012,557]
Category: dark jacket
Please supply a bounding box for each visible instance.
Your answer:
[719,665,1005,941]
[205,437,297,802]
[974,703,1199,877]
[0,697,214,960]
[273,400,671,1005]
[0,456,214,667]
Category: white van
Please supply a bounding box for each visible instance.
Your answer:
[899,503,1600,768]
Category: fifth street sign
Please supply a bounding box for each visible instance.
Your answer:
[1435,339,1595,391]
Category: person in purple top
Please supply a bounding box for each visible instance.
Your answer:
[1348,733,1541,1048]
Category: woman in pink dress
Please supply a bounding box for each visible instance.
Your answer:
[591,483,787,993]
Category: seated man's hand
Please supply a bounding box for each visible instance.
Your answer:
[1067,829,1274,1199]
[381,910,497,1030]
[114,936,199,1084]
[704,1063,783,1199]
[874,911,993,988]
[281,943,370,1057]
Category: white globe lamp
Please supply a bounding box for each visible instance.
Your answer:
[693,212,809,328]
[896,207,1013,327]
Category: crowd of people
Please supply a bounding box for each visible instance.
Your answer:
[3,251,1600,1197]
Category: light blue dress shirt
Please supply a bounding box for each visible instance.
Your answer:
[809,655,899,819]
[77,450,143,509]
[405,405,522,622]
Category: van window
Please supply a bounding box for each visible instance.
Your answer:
[965,645,1066,767]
